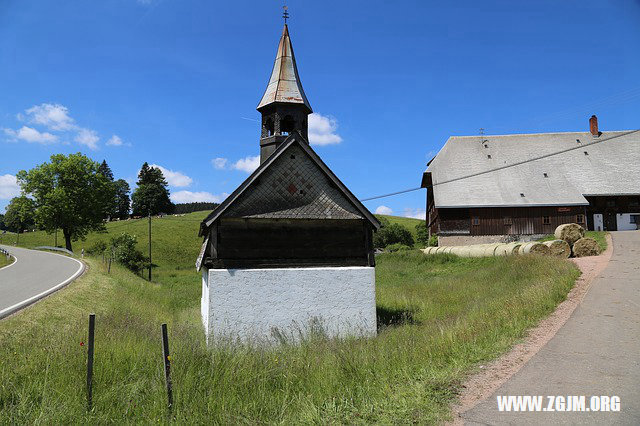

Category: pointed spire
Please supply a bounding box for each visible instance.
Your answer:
[257,24,312,113]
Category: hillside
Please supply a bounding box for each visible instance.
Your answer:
[1,211,583,423]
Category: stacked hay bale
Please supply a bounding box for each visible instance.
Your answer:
[553,223,601,257]
[420,224,602,258]
[554,223,585,245]
[542,240,571,258]
[572,238,601,257]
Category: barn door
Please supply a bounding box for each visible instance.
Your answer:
[593,214,603,231]
[604,212,617,231]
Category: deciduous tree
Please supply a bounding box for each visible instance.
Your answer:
[4,196,36,234]
[17,153,112,252]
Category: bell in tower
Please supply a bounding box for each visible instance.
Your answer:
[257,23,313,163]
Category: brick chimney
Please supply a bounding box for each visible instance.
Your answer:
[589,115,600,137]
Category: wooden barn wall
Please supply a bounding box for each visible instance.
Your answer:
[435,206,586,236]
[207,218,374,268]
[435,208,470,234]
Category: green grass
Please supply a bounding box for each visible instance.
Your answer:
[1,213,580,423]
[538,230,608,252]
[0,254,13,269]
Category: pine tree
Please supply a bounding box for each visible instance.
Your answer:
[113,179,131,219]
[98,160,114,181]
[131,163,174,216]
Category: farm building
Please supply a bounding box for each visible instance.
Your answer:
[422,116,640,246]
[197,23,380,342]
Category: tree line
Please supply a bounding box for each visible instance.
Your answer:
[3,153,180,251]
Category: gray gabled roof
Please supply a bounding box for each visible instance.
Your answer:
[200,132,380,235]
[424,130,640,208]
[257,24,312,113]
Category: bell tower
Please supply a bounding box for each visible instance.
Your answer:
[257,21,313,163]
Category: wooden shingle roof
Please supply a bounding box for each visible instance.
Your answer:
[200,132,380,236]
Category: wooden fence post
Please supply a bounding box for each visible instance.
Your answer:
[161,323,173,413]
[87,313,96,411]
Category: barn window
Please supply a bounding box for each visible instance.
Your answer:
[576,214,585,224]
[543,216,551,225]
[503,216,512,225]
[472,216,480,226]
[631,215,639,224]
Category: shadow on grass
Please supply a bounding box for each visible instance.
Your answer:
[376,306,421,330]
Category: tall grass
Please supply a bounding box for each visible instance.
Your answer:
[0,247,579,423]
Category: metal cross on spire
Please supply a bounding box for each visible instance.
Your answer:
[282,4,289,24]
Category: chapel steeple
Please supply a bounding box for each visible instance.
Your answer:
[257,22,313,163]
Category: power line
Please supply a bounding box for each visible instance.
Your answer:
[359,129,640,201]
[432,129,639,187]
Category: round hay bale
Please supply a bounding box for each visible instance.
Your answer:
[421,247,435,254]
[448,247,462,256]
[504,242,522,255]
[543,239,571,258]
[573,237,601,257]
[483,245,499,256]
[443,246,454,254]
[519,242,551,255]
[494,244,515,256]
[458,246,472,257]
[554,223,585,245]
[467,245,488,257]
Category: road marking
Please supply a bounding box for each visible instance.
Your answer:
[0,254,18,271]
[0,249,85,319]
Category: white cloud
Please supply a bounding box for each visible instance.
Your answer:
[375,205,393,215]
[75,128,99,150]
[150,164,193,187]
[403,208,426,220]
[211,157,228,170]
[24,103,75,131]
[0,174,21,200]
[308,113,343,146]
[4,126,58,144]
[171,191,228,203]
[232,155,260,173]
[106,135,129,147]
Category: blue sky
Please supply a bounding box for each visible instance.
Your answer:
[1,0,640,217]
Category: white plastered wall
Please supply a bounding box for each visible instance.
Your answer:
[201,267,376,343]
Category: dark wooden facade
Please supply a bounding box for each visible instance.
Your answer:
[431,206,586,236]
[203,218,373,269]
[198,135,380,270]
[585,195,640,231]
[427,195,640,236]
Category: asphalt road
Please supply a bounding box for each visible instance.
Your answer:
[463,231,640,425]
[0,244,84,319]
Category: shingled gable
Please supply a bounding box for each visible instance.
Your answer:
[199,132,380,236]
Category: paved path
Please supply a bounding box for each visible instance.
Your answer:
[463,231,640,424]
[0,245,84,319]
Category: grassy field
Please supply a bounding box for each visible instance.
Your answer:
[0,253,13,269]
[1,211,580,423]
[539,230,608,252]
